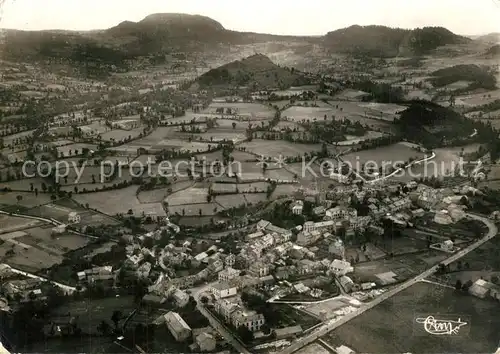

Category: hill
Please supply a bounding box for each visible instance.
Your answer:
[323,25,470,57]
[395,101,476,148]
[194,54,309,89]
[485,44,500,56]
[474,33,500,44]
[429,64,497,89]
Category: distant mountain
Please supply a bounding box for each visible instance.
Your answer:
[194,53,309,89]
[429,64,497,89]
[474,33,500,44]
[323,25,470,57]
[0,14,470,73]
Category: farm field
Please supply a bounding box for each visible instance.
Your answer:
[0,214,45,233]
[394,144,482,182]
[165,187,209,205]
[240,139,322,158]
[214,194,247,209]
[49,296,136,335]
[195,131,246,143]
[0,177,46,191]
[205,102,276,119]
[0,225,90,272]
[322,281,500,354]
[100,127,144,141]
[72,186,166,217]
[243,193,268,205]
[56,143,97,157]
[0,191,53,208]
[1,130,35,145]
[271,184,298,198]
[168,202,220,216]
[295,343,330,354]
[341,142,425,170]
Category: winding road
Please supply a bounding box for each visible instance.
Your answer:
[279,213,497,354]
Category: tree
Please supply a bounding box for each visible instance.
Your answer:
[200,296,209,304]
[111,310,123,329]
[462,280,473,291]
[237,325,254,343]
[232,122,237,129]
[16,195,22,204]
[491,275,499,284]
[455,279,462,290]
[41,182,47,193]
[97,320,111,336]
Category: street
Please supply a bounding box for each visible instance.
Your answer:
[279,213,497,354]
[193,284,251,354]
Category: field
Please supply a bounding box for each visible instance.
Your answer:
[0,225,90,272]
[240,139,322,158]
[206,102,275,119]
[396,144,482,182]
[352,250,448,284]
[341,142,425,173]
[0,177,46,191]
[214,194,247,209]
[72,186,167,217]
[28,199,120,226]
[0,191,53,208]
[168,202,220,216]
[56,143,98,157]
[1,130,35,146]
[0,214,44,233]
[100,127,144,142]
[295,343,330,354]
[49,296,136,335]
[165,186,209,205]
[322,282,500,353]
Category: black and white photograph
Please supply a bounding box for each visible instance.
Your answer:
[0,0,499,353]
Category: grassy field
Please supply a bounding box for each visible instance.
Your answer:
[240,139,322,158]
[206,102,275,119]
[0,224,90,272]
[57,143,98,157]
[168,202,220,216]
[214,194,247,209]
[100,127,144,142]
[0,191,53,208]
[0,214,44,233]
[165,187,208,205]
[72,186,166,217]
[342,142,425,170]
[322,281,500,353]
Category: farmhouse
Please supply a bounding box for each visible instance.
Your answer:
[329,259,354,276]
[68,212,81,224]
[210,282,238,299]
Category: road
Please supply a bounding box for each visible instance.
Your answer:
[193,284,251,354]
[1,263,77,294]
[279,213,497,354]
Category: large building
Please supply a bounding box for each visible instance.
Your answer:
[210,282,238,299]
[232,309,265,332]
[164,311,192,342]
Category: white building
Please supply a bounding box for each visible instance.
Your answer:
[328,238,345,260]
[51,224,67,234]
[218,267,240,282]
[68,212,81,224]
[291,200,304,215]
[210,282,237,299]
[232,310,265,332]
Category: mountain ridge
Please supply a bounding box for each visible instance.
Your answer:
[0,13,471,71]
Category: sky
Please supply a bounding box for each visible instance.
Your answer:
[0,0,499,36]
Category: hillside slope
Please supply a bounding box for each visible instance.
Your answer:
[429,64,497,89]
[323,25,470,57]
[195,54,309,89]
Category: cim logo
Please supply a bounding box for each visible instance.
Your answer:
[413,314,470,337]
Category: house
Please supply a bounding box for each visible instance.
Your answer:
[172,289,190,308]
[329,259,354,276]
[142,294,166,306]
[196,332,216,352]
[68,212,81,224]
[210,282,238,299]
[218,267,240,282]
[434,210,453,225]
[411,209,425,218]
[164,311,192,342]
[312,206,326,216]
[291,200,304,215]
[296,230,321,246]
[231,309,265,332]
[249,262,269,277]
[274,325,303,339]
[336,345,356,354]
[136,262,152,279]
[215,299,240,322]
[339,275,354,292]
[51,224,67,235]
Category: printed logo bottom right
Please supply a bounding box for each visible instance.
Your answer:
[413,313,471,337]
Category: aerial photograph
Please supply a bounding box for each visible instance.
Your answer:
[0,0,499,353]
